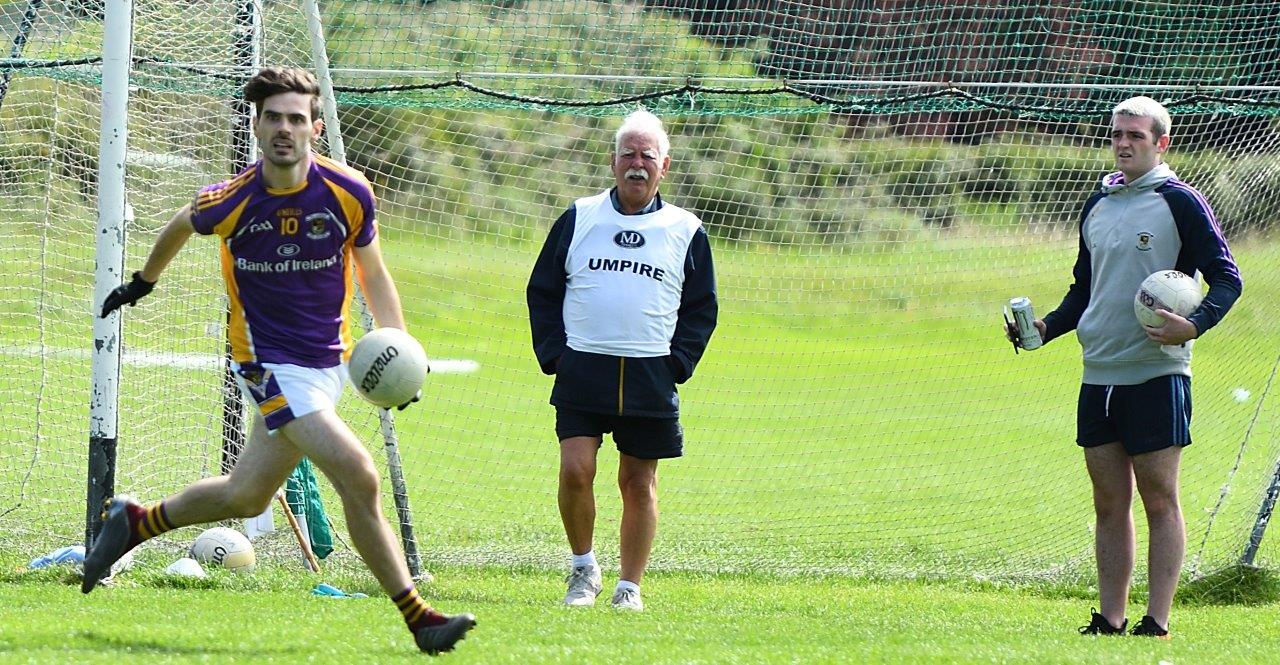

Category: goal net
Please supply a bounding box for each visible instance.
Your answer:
[2,0,1278,581]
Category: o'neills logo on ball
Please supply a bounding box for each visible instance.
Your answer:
[360,346,400,393]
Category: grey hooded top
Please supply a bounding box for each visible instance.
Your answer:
[1042,163,1242,385]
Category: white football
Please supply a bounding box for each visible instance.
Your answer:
[348,327,428,408]
[189,527,256,573]
[1135,270,1203,328]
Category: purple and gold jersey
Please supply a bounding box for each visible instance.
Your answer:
[190,154,377,368]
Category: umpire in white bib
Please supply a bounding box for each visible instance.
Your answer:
[527,109,718,611]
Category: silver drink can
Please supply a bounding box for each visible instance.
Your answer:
[1008,297,1042,350]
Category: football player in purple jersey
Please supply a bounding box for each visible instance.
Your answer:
[91,67,473,655]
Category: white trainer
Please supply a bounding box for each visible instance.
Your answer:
[610,586,644,611]
[563,565,602,606]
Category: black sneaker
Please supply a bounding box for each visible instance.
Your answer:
[1130,615,1171,639]
[81,494,142,594]
[414,613,476,655]
[1078,608,1127,635]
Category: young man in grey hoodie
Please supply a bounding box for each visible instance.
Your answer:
[1008,96,1242,638]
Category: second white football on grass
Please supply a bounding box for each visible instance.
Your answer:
[190,527,256,573]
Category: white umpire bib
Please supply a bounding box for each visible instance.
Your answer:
[563,189,703,357]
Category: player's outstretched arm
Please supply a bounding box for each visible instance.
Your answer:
[100,205,195,317]
[352,237,407,332]
[352,238,419,410]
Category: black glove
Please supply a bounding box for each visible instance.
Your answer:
[100,271,156,317]
[396,390,421,411]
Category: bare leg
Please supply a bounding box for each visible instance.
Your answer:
[617,453,658,585]
[1084,442,1135,628]
[79,413,302,595]
[281,409,411,595]
[164,415,302,525]
[1133,446,1184,628]
[559,436,601,555]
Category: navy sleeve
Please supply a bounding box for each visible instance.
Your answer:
[1041,193,1100,343]
[668,227,718,384]
[1163,185,1243,336]
[526,207,575,374]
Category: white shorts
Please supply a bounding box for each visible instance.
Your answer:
[232,361,349,434]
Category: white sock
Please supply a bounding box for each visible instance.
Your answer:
[615,579,640,594]
[571,550,597,569]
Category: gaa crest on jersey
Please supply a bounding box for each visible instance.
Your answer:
[305,212,333,240]
[1136,232,1154,251]
[614,230,645,248]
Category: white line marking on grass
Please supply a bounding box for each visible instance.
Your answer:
[8,345,480,374]
[426,359,481,374]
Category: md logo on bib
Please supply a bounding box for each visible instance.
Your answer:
[614,231,645,248]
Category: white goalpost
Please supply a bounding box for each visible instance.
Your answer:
[298,0,425,577]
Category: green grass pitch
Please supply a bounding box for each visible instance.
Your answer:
[3,559,1278,663]
[2,212,1278,662]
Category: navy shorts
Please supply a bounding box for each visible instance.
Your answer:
[1077,374,1192,455]
[555,407,684,460]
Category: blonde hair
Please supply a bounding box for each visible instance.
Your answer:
[615,109,670,159]
[1113,96,1172,141]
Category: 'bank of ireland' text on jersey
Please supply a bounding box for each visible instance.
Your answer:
[190,154,377,368]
